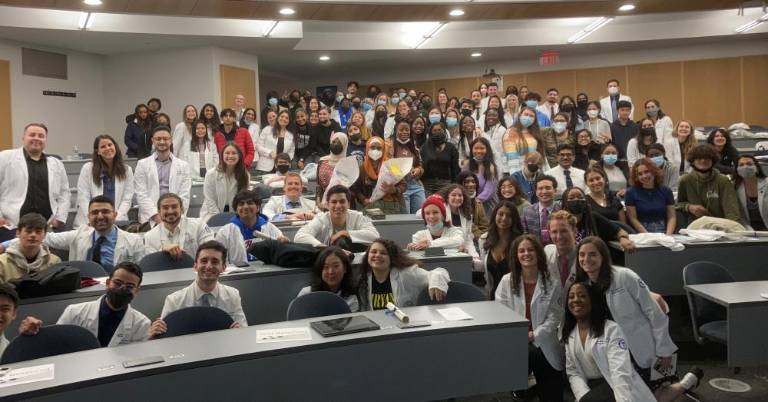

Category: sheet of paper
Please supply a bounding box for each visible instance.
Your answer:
[256,327,312,343]
[222,266,247,275]
[437,307,473,321]
[0,363,55,388]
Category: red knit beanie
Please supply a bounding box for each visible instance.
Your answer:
[421,194,448,225]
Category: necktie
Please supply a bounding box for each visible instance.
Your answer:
[91,236,106,266]
[611,97,618,122]
[540,208,551,244]
[201,293,214,307]
[559,254,570,286]
[564,169,574,189]
[550,105,555,119]
[287,201,301,209]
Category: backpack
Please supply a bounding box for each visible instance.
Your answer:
[247,239,319,268]
[10,264,81,298]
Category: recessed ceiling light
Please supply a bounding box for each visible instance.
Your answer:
[449,9,465,17]
[618,4,635,11]
[279,7,295,15]
[471,52,482,57]
[83,0,102,5]
[319,55,330,61]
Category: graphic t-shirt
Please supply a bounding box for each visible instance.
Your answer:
[371,275,395,310]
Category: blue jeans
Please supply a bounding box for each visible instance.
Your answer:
[402,177,426,214]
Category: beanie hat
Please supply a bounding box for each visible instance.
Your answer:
[420,194,448,225]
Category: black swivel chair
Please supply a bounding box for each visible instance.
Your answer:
[286,291,352,320]
[156,307,234,338]
[416,281,487,305]
[1,325,101,364]
[55,261,107,278]
[140,251,195,272]
[683,261,734,346]
[206,212,236,228]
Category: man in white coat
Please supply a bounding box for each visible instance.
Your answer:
[262,172,317,220]
[18,261,151,347]
[144,193,215,258]
[0,284,19,356]
[133,126,191,226]
[599,79,633,123]
[0,123,69,241]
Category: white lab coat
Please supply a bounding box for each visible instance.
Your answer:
[294,210,380,247]
[143,216,215,256]
[604,266,677,369]
[495,272,564,370]
[43,225,145,263]
[176,140,219,179]
[411,226,464,249]
[654,116,674,151]
[57,297,151,346]
[199,169,245,225]
[452,212,480,265]
[133,153,192,224]
[565,320,656,402]
[256,127,295,172]
[363,265,450,310]
[736,178,768,230]
[161,281,247,327]
[0,333,7,357]
[215,221,284,265]
[599,94,634,123]
[0,148,70,226]
[297,286,360,312]
[544,244,577,290]
[262,195,318,219]
[74,162,135,227]
[172,122,192,157]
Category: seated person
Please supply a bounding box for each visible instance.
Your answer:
[262,172,318,221]
[0,213,60,283]
[294,185,380,251]
[295,247,360,312]
[144,193,215,258]
[625,159,676,235]
[545,210,579,289]
[584,167,626,224]
[358,239,449,310]
[407,194,464,251]
[561,187,635,252]
[261,152,307,189]
[19,262,150,347]
[151,241,247,338]
[0,284,19,355]
[511,151,546,204]
[677,144,740,223]
[521,175,561,246]
[646,143,679,192]
[215,189,288,265]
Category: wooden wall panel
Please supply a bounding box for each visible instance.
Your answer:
[683,57,741,126]
[573,65,627,102]
[435,77,478,100]
[742,55,768,127]
[525,70,575,98]
[379,80,434,98]
[0,60,11,150]
[220,64,257,112]
[501,73,527,93]
[627,62,683,124]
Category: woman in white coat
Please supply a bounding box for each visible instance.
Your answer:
[357,239,449,310]
[295,247,360,312]
[644,99,674,152]
[407,195,464,251]
[734,155,768,230]
[177,119,219,179]
[172,104,197,155]
[495,234,565,402]
[199,143,250,225]
[438,184,480,264]
[75,135,134,227]
[256,109,294,175]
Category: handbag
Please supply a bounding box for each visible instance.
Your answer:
[10,264,81,298]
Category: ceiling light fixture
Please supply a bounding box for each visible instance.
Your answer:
[449,9,465,17]
[263,20,279,37]
[83,0,102,5]
[279,7,295,16]
[567,16,613,43]
[471,52,482,57]
[78,12,95,29]
[735,13,768,33]
[319,55,330,61]
[618,4,635,11]
[414,22,447,49]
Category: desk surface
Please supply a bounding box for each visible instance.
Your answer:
[685,281,768,306]
[0,301,527,401]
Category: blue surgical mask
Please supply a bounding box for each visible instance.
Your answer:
[377,99,388,106]
[552,122,567,133]
[427,221,444,235]
[602,154,618,165]
[651,155,665,167]
[391,96,400,104]
[519,115,534,128]
[362,103,372,112]
[429,114,441,124]
[268,98,278,106]
[398,92,407,99]
[446,117,458,127]
[525,100,538,109]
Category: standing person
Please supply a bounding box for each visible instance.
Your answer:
[734,155,768,230]
[199,103,223,137]
[0,213,60,283]
[463,137,498,215]
[388,120,426,214]
[75,135,134,228]
[503,93,521,127]
[456,115,480,163]
[144,193,214,257]
[256,109,294,175]
[291,108,313,168]
[609,101,638,161]
[353,136,405,214]
[496,176,531,217]
[541,112,575,169]
[177,119,219,179]
[544,210,579,289]
[625,159,676,235]
[575,92,589,122]
[497,107,546,176]
[585,167,626,223]
[199,143,250,224]
[421,122,460,195]
[645,99,674,150]
[0,123,69,240]
[124,104,152,158]
[512,151,545,204]
[172,105,198,156]
[478,200,523,296]
[599,79,633,123]
[627,119,658,167]
[495,235,565,402]
[599,144,629,195]
[260,90,284,128]
[546,144,586,197]
[583,101,612,145]
[315,132,348,205]
[213,109,255,170]
[295,247,360,312]
[521,176,560,246]
[232,94,247,123]
[439,184,481,263]
[133,126,192,227]
[241,108,260,144]
[706,128,739,176]
[677,144,741,222]
[456,171,490,239]
[674,120,697,176]
[537,88,560,120]
[308,107,342,158]
[346,124,366,166]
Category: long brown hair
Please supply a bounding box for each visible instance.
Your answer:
[574,236,614,292]
[217,142,249,191]
[357,239,422,310]
[91,135,127,185]
[675,120,697,162]
[483,200,523,252]
[439,184,472,221]
[509,234,551,296]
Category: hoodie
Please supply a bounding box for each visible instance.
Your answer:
[0,241,60,283]
[677,168,740,222]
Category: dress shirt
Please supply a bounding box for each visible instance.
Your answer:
[155,156,172,196]
[88,226,117,272]
[161,281,248,326]
[20,150,52,220]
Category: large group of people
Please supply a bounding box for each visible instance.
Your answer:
[0,77,763,401]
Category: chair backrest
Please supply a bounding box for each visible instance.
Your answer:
[206,212,235,228]
[286,291,352,320]
[416,281,487,306]
[157,307,234,338]
[683,261,734,341]
[1,325,100,364]
[755,141,768,151]
[139,251,195,272]
[56,261,107,278]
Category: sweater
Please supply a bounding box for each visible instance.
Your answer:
[677,169,740,222]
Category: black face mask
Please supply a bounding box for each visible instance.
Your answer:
[290,96,300,103]
[561,104,575,113]
[527,163,539,173]
[430,132,445,145]
[566,199,588,215]
[375,110,387,119]
[577,99,588,108]
[461,109,472,117]
[640,127,656,137]
[276,164,290,174]
[106,286,134,310]
[352,102,361,109]
[421,100,433,110]
[330,143,344,155]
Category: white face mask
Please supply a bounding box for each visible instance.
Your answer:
[368,149,383,161]
[467,191,477,198]
[552,122,567,133]
[587,110,599,119]
[608,86,619,96]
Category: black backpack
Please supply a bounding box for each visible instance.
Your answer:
[10,264,81,298]
[248,239,319,268]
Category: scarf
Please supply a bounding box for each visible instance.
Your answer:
[319,132,349,167]
[363,137,389,181]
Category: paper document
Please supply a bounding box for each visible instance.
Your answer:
[437,307,473,321]
[651,354,678,381]
[256,327,313,343]
[0,363,55,388]
[222,266,247,275]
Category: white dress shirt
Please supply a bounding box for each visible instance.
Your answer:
[143,216,215,256]
[537,102,559,120]
[262,195,318,219]
[161,281,248,327]
[545,165,586,197]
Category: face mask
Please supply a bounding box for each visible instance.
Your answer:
[577,99,588,108]
[430,132,445,145]
[398,92,407,99]
[427,221,444,235]
[552,122,567,133]
[473,156,484,163]
[519,115,534,128]
[467,191,477,198]
[276,164,290,174]
[268,98,278,107]
[349,133,361,142]
[336,95,344,103]
[330,143,343,155]
[602,154,618,165]
[362,103,372,112]
[290,96,300,103]
[587,110,599,119]
[738,165,758,178]
[396,137,410,145]
[527,163,539,173]
[353,102,361,109]
[368,149,383,161]
[377,99,388,106]
[651,156,665,167]
[346,93,353,99]
[608,87,619,96]
[566,199,587,215]
[461,109,472,117]
[375,110,387,119]
[244,118,254,125]
[421,100,433,110]
[390,97,400,104]
[525,100,538,109]
[646,107,659,117]
[106,286,134,310]
[561,104,574,113]
[640,127,656,138]
[446,117,458,127]
[429,114,441,124]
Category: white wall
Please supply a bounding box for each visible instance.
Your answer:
[0,38,105,156]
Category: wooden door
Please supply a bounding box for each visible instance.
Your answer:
[220,64,257,112]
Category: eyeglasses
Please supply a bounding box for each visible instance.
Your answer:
[110,278,137,291]
[558,153,574,158]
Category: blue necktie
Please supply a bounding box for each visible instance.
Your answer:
[564,169,574,189]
